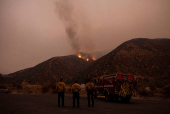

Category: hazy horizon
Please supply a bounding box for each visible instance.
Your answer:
[0,0,170,74]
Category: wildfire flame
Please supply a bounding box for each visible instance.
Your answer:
[92,57,96,61]
[77,53,96,61]
[78,54,82,58]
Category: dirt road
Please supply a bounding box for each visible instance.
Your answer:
[0,94,170,114]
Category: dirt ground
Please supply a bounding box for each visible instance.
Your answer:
[1,94,170,114]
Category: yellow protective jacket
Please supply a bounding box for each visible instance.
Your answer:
[71,83,81,92]
[56,82,66,92]
[86,82,94,90]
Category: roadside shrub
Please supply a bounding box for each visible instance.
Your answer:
[25,87,33,94]
[162,84,170,98]
[25,85,42,94]
[13,83,22,89]
[9,84,42,94]
[138,86,149,97]
[65,86,72,94]
[42,83,56,93]
[80,89,87,96]
[154,81,166,88]
[149,83,156,91]
[137,84,155,97]
[21,80,29,89]
[138,88,155,97]
[0,84,7,89]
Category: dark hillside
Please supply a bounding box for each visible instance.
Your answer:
[81,38,170,85]
[5,55,94,84]
[4,38,170,86]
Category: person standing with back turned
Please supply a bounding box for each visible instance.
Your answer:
[71,80,81,108]
[86,79,94,107]
[56,78,66,107]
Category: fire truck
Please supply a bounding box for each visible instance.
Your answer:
[93,74,137,102]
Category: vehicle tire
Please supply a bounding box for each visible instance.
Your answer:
[114,96,119,100]
[121,97,125,102]
[121,96,130,103]
[125,96,131,102]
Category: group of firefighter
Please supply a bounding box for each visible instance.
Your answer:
[56,78,94,107]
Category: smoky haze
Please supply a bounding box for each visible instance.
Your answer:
[0,0,170,74]
[55,0,93,54]
[56,1,80,53]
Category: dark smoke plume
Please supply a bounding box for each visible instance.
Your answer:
[55,1,80,53]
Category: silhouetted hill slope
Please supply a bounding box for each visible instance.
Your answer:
[0,74,5,84]
[5,55,94,84]
[4,38,170,85]
[81,38,170,85]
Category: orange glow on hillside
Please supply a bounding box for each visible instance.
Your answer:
[77,53,96,61]
[92,57,96,61]
[78,54,82,58]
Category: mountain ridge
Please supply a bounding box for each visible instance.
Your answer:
[3,38,170,86]
[4,55,94,84]
[80,38,170,85]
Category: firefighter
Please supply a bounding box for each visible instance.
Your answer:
[71,80,81,107]
[86,79,94,107]
[56,78,66,107]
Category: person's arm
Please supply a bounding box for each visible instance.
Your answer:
[56,83,58,93]
[92,83,95,91]
[79,85,81,91]
[71,85,74,93]
[63,83,66,92]
[86,84,88,91]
